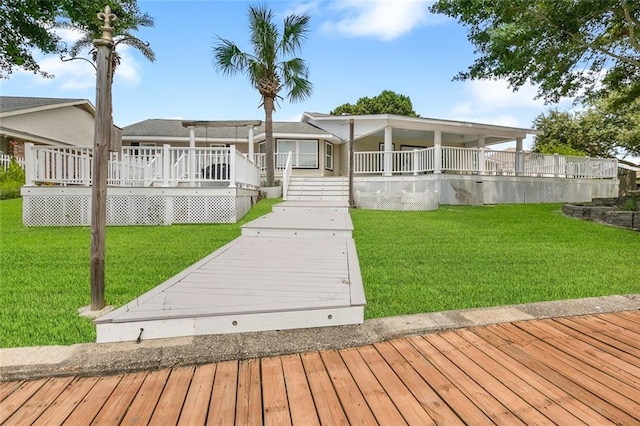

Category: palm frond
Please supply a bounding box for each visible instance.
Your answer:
[281,58,312,102]
[115,35,156,62]
[213,38,252,75]
[68,35,94,58]
[248,4,278,70]
[280,13,311,56]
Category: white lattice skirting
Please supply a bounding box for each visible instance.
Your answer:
[354,175,618,211]
[21,186,258,227]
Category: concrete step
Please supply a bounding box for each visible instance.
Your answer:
[287,189,349,196]
[290,177,348,183]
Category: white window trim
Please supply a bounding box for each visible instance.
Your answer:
[277,139,318,169]
[325,141,333,171]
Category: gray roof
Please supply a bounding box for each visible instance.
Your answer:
[0,96,89,113]
[123,119,329,139]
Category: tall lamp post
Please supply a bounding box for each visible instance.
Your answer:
[90,6,116,311]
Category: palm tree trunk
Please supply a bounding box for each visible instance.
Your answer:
[264,96,275,187]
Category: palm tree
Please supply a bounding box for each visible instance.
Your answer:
[213,4,313,187]
[59,6,155,77]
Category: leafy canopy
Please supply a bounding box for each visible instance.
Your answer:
[0,0,152,79]
[532,94,640,158]
[431,0,640,103]
[330,90,419,116]
[212,4,313,187]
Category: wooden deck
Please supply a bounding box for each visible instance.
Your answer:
[3,311,639,425]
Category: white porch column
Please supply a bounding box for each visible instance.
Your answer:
[247,125,255,162]
[515,137,524,176]
[188,125,196,187]
[228,145,237,188]
[24,142,35,186]
[434,130,442,174]
[478,135,486,175]
[383,126,393,176]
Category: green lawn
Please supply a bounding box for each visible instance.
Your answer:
[0,198,279,348]
[351,204,640,319]
[1,199,639,348]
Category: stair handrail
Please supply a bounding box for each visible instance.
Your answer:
[282,151,293,200]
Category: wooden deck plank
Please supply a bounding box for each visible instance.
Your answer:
[616,310,640,325]
[373,340,467,425]
[338,347,408,425]
[527,320,640,389]
[0,381,23,404]
[407,335,526,425]
[91,372,147,425]
[207,360,239,425]
[62,375,122,425]
[32,377,98,426]
[423,332,556,425]
[0,378,48,423]
[514,321,640,401]
[597,311,640,331]
[120,369,170,425]
[261,356,292,426]
[235,359,262,426]
[3,377,73,426]
[318,350,378,425]
[440,329,588,425]
[570,315,640,349]
[454,327,614,425]
[388,338,494,425]
[300,352,349,426]
[281,354,320,426]
[149,366,195,425]
[177,363,216,426]
[486,323,640,424]
[552,317,640,365]
[357,345,436,425]
[559,316,640,355]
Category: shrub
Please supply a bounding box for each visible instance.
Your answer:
[0,158,25,199]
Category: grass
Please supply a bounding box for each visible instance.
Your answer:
[351,204,640,319]
[1,200,639,348]
[0,197,279,348]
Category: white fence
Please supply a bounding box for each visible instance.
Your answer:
[353,147,617,179]
[0,154,25,170]
[253,153,290,174]
[24,143,261,189]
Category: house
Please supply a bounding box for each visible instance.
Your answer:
[0,96,98,158]
[17,100,619,225]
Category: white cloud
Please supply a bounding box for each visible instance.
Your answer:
[449,114,524,129]
[113,46,142,87]
[320,0,438,41]
[451,79,547,116]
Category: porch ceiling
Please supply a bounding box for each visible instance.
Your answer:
[365,128,512,147]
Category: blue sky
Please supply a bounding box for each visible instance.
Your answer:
[1,0,573,149]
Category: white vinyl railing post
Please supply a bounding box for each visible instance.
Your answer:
[553,153,560,177]
[24,143,35,186]
[228,145,237,188]
[283,151,293,200]
[434,131,442,174]
[413,149,419,176]
[478,147,486,175]
[162,144,170,186]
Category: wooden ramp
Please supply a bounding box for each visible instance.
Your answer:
[95,202,364,343]
[5,311,639,425]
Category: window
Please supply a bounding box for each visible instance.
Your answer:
[277,139,318,168]
[210,143,227,148]
[325,141,333,170]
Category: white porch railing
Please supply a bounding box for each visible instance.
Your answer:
[1,154,25,170]
[253,153,291,175]
[353,147,618,179]
[24,143,261,189]
[282,151,293,200]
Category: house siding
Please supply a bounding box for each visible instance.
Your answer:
[2,105,95,146]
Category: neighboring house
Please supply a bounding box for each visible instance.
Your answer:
[0,96,97,158]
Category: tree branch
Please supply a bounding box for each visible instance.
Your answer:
[526,7,640,68]
[621,0,640,53]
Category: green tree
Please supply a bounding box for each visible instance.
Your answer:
[431,0,640,103]
[213,5,313,187]
[0,0,152,79]
[533,95,640,158]
[330,90,419,116]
